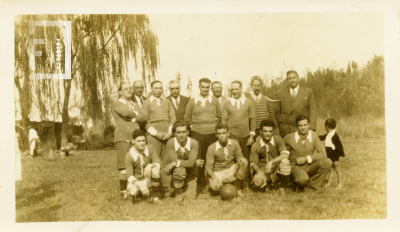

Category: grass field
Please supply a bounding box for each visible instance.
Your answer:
[15,138,386,222]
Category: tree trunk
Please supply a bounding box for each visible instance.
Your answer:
[61,79,72,148]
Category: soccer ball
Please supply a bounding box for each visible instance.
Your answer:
[220,184,237,201]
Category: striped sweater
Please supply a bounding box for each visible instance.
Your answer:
[247,94,277,130]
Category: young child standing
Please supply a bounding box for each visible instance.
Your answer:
[319,118,345,188]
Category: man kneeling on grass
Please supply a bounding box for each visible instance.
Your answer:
[125,130,162,203]
[250,119,291,195]
[284,115,332,191]
[205,123,248,197]
[164,121,199,203]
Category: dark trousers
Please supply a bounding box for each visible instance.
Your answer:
[229,134,251,186]
[291,158,332,190]
[190,131,217,191]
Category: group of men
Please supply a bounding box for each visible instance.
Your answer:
[113,70,332,203]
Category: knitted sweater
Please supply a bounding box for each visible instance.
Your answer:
[165,137,199,180]
[142,97,176,133]
[222,98,256,138]
[205,139,243,174]
[184,96,222,134]
[125,145,161,182]
[283,131,326,165]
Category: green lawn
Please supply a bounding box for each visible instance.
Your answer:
[15,138,386,222]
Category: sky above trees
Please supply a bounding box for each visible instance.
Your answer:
[127,13,383,96]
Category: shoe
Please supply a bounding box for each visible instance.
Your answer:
[237,190,244,197]
[120,190,129,200]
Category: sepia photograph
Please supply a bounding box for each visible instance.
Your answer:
[1,0,400,231]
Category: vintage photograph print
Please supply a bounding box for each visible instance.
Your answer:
[14,13,385,222]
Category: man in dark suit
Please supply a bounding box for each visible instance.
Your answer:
[167,79,190,122]
[131,80,147,108]
[275,70,317,137]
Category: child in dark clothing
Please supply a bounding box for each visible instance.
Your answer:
[319,118,345,188]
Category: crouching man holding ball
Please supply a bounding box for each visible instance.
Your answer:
[205,123,248,197]
[125,130,162,203]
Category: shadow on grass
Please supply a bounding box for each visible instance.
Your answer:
[16,181,62,222]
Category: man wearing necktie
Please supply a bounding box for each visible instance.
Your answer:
[164,121,199,202]
[113,83,147,198]
[205,123,248,196]
[167,80,190,122]
[142,80,176,194]
[275,70,317,138]
[222,80,256,189]
[131,80,147,131]
[250,119,290,196]
[283,115,331,191]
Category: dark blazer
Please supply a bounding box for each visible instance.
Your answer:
[167,95,190,122]
[319,132,345,157]
[275,85,317,137]
[131,95,146,108]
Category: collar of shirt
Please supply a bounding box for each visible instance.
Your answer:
[250,91,262,100]
[229,94,246,109]
[290,85,299,96]
[260,137,274,147]
[118,98,129,105]
[216,139,232,151]
[129,146,149,161]
[174,137,191,152]
[325,129,336,149]
[150,95,165,106]
[172,95,180,104]
[295,131,312,143]
[134,95,143,106]
[195,94,212,107]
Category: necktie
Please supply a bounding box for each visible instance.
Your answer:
[140,97,143,105]
[223,147,229,160]
[173,98,178,109]
[292,90,296,100]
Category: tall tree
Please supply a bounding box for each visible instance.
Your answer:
[15,14,159,150]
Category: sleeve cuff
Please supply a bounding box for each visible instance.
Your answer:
[281,151,290,155]
[131,118,136,123]
[147,127,158,136]
[153,163,161,169]
[250,132,255,136]
[176,160,181,167]
[128,176,137,184]
[250,163,255,168]
[307,156,312,163]
[168,125,172,133]
[133,111,139,117]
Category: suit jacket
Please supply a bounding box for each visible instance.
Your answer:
[275,85,317,137]
[167,95,190,122]
[131,95,147,130]
[319,132,345,157]
[131,95,147,108]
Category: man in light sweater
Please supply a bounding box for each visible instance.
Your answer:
[283,115,332,191]
[164,121,199,202]
[211,81,229,112]
[184,78,222,193]
[142,80,176,193]
[222,80,256,188]
[205,123,248,196]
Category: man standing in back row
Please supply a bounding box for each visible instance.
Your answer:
[275,70,317,137]
[167,79,190,122]
[211,81,229,112]
[185,78,222,193]
[247,76,279,137]
[222,80,256,188]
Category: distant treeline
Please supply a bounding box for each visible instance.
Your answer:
[258,55,385,119]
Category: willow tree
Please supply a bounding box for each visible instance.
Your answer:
[15,14,159,149]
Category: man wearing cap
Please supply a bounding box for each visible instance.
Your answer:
[164,121,199,202]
